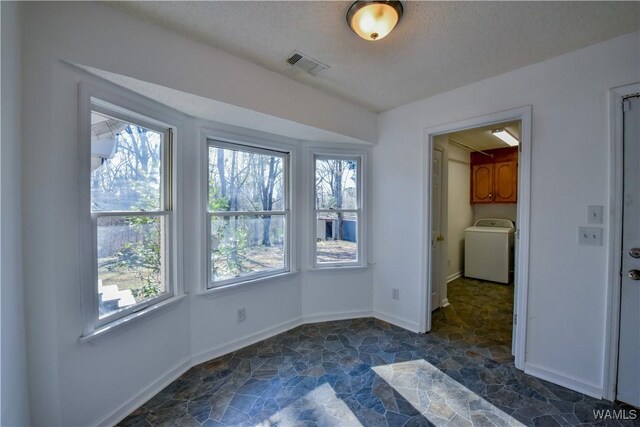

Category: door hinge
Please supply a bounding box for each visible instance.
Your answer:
[514,314,518,325]
[623,99,631,112]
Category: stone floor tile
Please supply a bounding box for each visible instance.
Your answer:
[118,279,631,427]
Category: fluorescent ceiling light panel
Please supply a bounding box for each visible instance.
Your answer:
[492,129,519,146]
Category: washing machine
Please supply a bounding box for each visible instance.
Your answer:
[464,219,515,284]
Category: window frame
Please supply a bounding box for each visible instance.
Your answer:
[90,104,175,328]
[78,83,183,340]
[205,139,292,289]
[312,152,366,269]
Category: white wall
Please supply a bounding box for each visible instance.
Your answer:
[1,2,30,425]
[302,270,373,319]
[473,204,517,223]
[373,32,640,396]
[446,143,473,280]
[21,3,376,426]
[300,143,373,321]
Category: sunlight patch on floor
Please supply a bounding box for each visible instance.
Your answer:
[373,359,525,426]
[257,383,363,427]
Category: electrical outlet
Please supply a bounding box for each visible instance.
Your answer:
[392,288,399,300]
[587,205,604,224]
[578,227,603,246]
[237,308,246,322]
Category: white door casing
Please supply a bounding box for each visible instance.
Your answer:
[617,95,640,408]
[421,105,531,371]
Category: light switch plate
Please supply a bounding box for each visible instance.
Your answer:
[578,227,603,246]
[587,205,604,224]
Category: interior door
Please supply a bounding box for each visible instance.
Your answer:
[431,139,449,313]
[617,95,640,408]
[431,147,444,311]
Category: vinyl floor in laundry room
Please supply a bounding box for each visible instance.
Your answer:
[119,277,637,426]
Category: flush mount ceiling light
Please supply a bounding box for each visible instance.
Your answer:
[347,1,403,41]
[491,128,520,146]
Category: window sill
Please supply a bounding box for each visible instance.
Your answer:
[308,264,372,273]
[78,294,187,343]
[199,270,300,298]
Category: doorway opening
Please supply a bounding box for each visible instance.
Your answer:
[421,106,531,370]
[433,121,519,360]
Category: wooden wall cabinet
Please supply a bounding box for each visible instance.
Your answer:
[470,147,518,204]
[471,164,493,203]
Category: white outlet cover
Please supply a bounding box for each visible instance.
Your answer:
[578,227,603,246]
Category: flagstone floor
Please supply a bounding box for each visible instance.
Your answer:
[119,278,636,426]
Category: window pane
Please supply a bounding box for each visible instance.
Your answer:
[316,212,358,263]
[210,214,286,284]
[208,146,285,212]
[97,215,166,318]
[91,111,163,212]
[315,158,358,210]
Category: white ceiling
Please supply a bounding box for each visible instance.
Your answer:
[106,1,639,113]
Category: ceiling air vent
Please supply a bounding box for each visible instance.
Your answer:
[286,51,329,76]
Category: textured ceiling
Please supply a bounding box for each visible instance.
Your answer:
[106,1,639,112]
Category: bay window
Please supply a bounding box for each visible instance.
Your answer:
[206,140,290,288]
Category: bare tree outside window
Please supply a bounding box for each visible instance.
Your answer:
[315,157,359,264]
[90,110,172,319]
[207,143,288,286]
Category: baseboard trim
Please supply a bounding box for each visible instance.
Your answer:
[374,310,421,333]
[102,317,304,426]
[191,317,304,366]
[99,357,192,427]
[303,310,373,324]
[98,311,425,426]
[447,271,463,282]
[524,362,602,399]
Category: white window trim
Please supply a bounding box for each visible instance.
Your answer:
[90,104,175,328]
[78,82,185,341]
[311,149,369,270]
[201,129,297,294]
